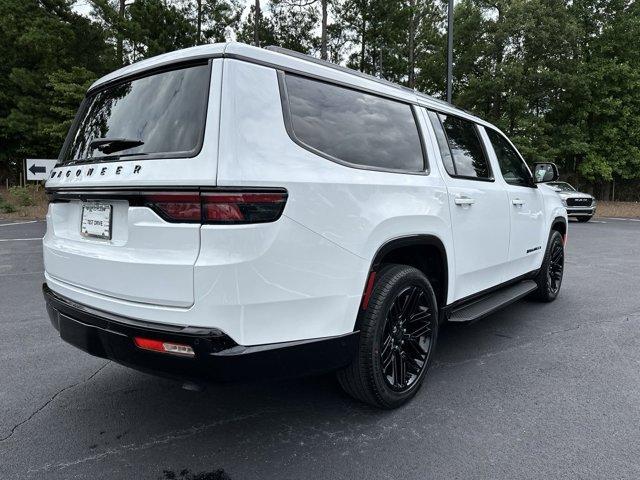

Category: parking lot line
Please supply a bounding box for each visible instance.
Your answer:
[0,237,43,242]
[0,220,39,227]
[0,271,44,277]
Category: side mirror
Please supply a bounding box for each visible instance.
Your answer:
[533,162,559,183]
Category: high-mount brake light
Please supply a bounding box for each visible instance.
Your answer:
[141,190,287,224]
[133,337,195,357]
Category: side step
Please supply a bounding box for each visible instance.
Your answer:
[448,280,538,323]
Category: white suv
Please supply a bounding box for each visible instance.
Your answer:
[43,43,567,408]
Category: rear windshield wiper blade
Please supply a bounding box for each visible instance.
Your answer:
[89,137,144,155]
[69,152,149,165]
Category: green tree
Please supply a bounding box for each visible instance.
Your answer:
[342,0,403,75]
[127,0,197,59]
[446,0,581,164]
[44,67,98,147]
[190,0,243,44]
[414,0,447,95]
[552,0,640,196]
[1,0,638,199]
[238,0,319,51]
[0,0,114,181]
[237,3,278,46]
[270,0,319,52]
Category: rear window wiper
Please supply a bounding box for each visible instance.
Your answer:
[67,152,149,165]
[90,137,144,155]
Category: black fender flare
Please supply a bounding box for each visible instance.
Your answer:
[551,216,567,237]
[355,234,449,329]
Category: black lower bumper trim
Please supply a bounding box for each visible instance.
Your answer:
[43,284,359,382]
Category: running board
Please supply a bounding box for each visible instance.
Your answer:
[448,280,538,323]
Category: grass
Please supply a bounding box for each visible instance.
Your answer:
[595,201,640,219]
[0,185,49,220]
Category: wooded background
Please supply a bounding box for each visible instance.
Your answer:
[1,0,639,200]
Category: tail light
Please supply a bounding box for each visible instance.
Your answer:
[144,193,202,222]
[142,189,287,224]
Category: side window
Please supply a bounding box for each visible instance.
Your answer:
[486,128,532,186]
[427,110,455,176]
[438,113,492,179]
[283,74,426,172]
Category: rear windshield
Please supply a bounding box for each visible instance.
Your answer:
[61,62,211,164]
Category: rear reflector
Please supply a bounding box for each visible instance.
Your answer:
[134,337,195,357]
[361,271,377,310]
[141,190,287,224]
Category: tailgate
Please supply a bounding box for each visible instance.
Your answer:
[43,58,224,307]
[44,198,200,307]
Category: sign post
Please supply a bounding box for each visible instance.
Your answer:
[25,159,57,182]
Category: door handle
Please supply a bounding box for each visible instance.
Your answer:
[454,196,476,206]
[512,198,525,206]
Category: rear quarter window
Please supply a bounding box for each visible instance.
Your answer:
[282,74,426,173]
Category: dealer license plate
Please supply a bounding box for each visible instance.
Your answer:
[81,203,112,240]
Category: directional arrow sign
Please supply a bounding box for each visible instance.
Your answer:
[25,159,57,181]
[29,164,47,175]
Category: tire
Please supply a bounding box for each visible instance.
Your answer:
[337,264,439,409]
[531,230,565,302]
[576,215,592,223]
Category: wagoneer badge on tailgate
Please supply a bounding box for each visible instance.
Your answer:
[50,164,142,179]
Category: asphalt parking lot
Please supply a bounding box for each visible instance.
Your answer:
[1,218,640,480]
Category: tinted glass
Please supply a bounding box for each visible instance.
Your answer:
[427,110,455,176]
[285,74,425,171]
[486,128,531,186]
[439,114,491,179]
[62,63,210,163]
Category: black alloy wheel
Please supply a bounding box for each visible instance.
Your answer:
[380,286,433,391]
[531,229,565,302]
[337,264,439,408]
[547,239,564,296]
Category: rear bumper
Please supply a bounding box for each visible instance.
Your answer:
[43,284,358,382]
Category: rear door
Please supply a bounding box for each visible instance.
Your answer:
[43,59,223,307]
[426,111,510,301]
[482,127,546,279]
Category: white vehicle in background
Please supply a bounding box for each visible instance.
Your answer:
[548,181,597,222]
[42,43,567,409]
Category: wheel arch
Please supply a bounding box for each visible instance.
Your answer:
[550,216,567,240]
[358,235,449,328]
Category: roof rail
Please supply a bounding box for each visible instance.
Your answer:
[265,45,418,97]
[415,91,459,109]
